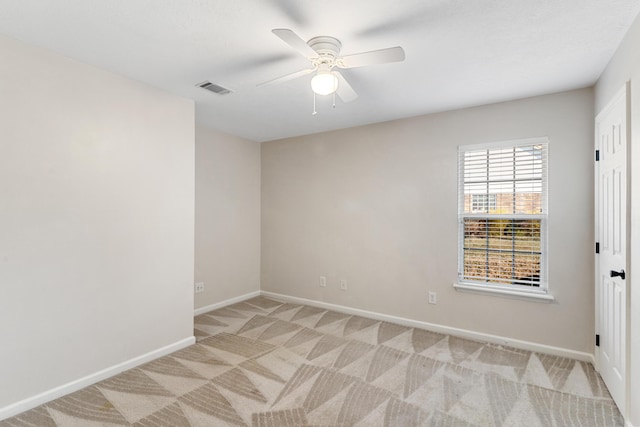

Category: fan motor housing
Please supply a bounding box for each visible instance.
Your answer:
[308,36,342,58]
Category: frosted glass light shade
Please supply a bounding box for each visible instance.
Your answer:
[311,72,338,95]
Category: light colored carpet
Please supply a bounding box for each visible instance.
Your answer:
[1,296,623,426]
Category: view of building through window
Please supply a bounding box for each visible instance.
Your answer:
[470,194,497,212]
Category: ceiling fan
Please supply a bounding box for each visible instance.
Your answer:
[258,29,405,104]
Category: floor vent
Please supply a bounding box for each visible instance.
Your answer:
[197,81,232,95]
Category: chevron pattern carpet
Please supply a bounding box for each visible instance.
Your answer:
[1,296,623,426]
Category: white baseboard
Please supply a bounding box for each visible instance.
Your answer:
[194,290,261,316]
[261,291,594,363]
[0,336,195,421]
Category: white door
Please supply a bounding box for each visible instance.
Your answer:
[595,85,627,415]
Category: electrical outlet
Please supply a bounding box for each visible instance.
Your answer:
[340,279,347,291]
[428,291,437,304]
[195,282,205,294]
[319,276,327,287]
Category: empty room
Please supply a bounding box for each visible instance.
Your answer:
[1,1,640,426]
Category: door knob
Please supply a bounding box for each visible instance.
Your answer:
[610,269,626,280]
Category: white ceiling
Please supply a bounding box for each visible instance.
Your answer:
[0,1,638,142]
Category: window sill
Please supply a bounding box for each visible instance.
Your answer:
[453,282,556,303]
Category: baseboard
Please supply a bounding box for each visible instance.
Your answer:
[0,336,195,421]
[261,291,594,363]
[194,290,261,316]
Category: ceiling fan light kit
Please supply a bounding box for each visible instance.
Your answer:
[311,71,338,95]
[259,29,405,114]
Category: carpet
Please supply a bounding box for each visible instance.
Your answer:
[1,296,623,426]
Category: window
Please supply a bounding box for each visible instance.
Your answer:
[471,194,497,212]
[457,138,549,297]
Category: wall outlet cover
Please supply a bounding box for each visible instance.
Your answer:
[428,291,437,304]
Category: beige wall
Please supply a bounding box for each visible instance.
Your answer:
[595,12,640,425]
[262,88,594,353]
[0,34,195,410]
[195,126,261,309]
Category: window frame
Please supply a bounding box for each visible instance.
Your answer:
[454,137,552,302]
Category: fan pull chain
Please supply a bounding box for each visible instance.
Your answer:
[332,92,336,108]
[312,92,317,115]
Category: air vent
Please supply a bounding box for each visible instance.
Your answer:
[197,81,232,95]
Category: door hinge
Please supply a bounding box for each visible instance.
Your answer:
[596,334,600,347]
[595,150,600,161]
[596,242,600,254]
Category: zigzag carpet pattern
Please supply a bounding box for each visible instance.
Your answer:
[1,296,623,426]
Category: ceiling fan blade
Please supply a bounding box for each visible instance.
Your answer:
[272,29,317,59]
[257,68,314,87]
[334,71,358,103]
[337,46,405,69]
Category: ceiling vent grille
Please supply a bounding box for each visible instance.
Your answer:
[197,81,232,95]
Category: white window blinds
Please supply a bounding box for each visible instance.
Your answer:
[458,139,548,290]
